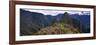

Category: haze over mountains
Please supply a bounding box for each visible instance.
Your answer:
[20,9,90,36]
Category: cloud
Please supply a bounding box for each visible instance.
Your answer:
[23,8,90,16]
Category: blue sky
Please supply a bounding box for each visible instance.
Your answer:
[22,8,90,16]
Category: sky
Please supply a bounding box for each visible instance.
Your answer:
[22,8,90,16]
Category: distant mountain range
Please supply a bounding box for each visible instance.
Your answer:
[20,9,90,36]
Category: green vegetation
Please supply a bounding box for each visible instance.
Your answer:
[33,21,80,35]
[32,12,80,35]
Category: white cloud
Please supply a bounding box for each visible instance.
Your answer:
[22,8,90,16]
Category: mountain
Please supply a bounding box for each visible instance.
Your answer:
[20,9,50,35]
[35,12,80,35]
[69,14,90,33]
[20,9,90,36]
[70,14,90,26]
[51,13,90,33]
